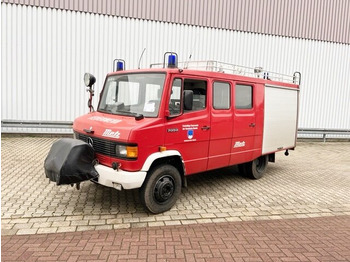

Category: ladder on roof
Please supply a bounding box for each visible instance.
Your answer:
[150,60,301,85]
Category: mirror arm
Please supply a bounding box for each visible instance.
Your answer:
[166,115,177,120]
[165,109,180,120]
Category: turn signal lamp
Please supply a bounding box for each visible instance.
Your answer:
[126,146,138,158]
[116,145,138,159]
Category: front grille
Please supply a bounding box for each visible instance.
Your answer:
[76,133,116,157]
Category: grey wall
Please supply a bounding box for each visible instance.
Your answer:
[2,0,350,44]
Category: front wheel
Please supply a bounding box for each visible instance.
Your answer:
[140,164,182,214]
[240,155,268,179]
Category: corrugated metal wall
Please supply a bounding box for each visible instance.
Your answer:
[2,0,350,44]
[1,3,350,133]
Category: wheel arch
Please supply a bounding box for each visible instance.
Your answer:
[141,151,187,187]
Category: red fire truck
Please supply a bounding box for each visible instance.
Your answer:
[45,52,300,214]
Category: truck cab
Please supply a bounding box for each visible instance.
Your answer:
[45,53,300,214]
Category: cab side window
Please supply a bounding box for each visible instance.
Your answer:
[169,79,182,116]
[235,84,253,109]
[184,79,207,112]
[213,82,230,110]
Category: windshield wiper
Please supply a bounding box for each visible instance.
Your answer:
[117,110,144,120]
[98,108,111,113]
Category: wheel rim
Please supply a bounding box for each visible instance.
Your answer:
[153,175,175,204]
[255,157,266,173]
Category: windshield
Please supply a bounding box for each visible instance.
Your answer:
[98,73,166,117]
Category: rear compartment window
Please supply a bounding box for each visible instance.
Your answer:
[235,84,253,109]
[213,82,230,110]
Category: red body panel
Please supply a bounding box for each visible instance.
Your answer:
[73,68,299,175]
[73,112,164,171]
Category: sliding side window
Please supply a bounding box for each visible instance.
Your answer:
[235,84,253,109]
[213,82,230,110]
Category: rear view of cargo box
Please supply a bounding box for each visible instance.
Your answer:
[262,84,299,154]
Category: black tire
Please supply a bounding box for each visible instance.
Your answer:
[242,155,268,179]
[140,164,182,214]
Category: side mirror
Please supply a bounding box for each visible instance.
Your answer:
[84,73,96,87]
[183,90,193,110]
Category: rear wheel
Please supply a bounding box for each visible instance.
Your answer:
[140,164,182,214]
[240,155,268,179]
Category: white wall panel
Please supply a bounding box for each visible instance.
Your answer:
[1,4,350,133]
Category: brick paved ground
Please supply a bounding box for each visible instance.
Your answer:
[2,215,350,262]
[1,137,350,235]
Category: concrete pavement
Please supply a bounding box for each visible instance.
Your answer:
[1,137,350,235]
[1,137,350,261]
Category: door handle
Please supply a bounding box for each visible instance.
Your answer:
[249,123,256,127]
[201,126,210,130]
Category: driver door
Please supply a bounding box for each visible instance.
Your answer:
[164,77,210,175]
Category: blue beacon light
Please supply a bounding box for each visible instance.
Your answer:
[168,54,176,68]
[117,61,124,71]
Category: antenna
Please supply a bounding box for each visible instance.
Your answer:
[138,48,146,69]
[185,30,198,67]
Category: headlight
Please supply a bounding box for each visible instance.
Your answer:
[116,145,127,157]
[116,145,138,159]
[84,73,96,87]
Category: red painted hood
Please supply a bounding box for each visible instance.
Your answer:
[73,111,159,142]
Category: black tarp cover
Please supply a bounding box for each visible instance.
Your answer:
[44,138,99,185]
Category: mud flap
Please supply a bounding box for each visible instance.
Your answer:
[44,138,99,185]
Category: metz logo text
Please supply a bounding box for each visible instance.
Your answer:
[102,129,120,139]
[233,141,246,148]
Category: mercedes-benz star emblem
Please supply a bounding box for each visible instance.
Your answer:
[87,137,94,147]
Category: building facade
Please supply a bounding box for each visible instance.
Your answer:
[1,0,349,135]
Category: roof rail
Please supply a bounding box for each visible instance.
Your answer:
[150,60,300,85]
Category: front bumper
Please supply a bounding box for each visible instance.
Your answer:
[94,164,147,190]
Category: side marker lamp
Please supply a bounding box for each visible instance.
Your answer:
[159,146,167,152]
